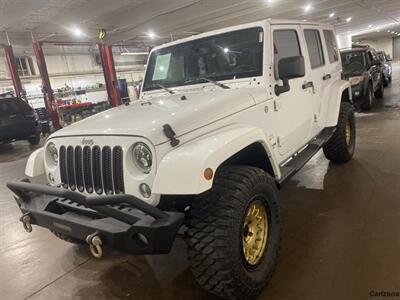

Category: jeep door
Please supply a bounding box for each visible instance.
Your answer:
[271,25,314,159]
[319,28,342,128]
[301,26,342,134]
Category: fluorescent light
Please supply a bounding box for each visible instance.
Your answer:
[368,24,373,28]
[329,12,335,18]
[304,3,313,12]
[346,17,352,22]
[147,31,156,39]
[69,27,84,37]
[120,52,149,56]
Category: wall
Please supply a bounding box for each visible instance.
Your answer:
[0,47,146,99]
[353,37,394,58]
[337,34,352,49]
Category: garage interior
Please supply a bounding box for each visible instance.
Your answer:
[1,0,400,299]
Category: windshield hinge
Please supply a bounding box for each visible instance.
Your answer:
[163,124,180,147]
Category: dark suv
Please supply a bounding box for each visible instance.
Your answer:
[377,51,392,86]
[0,94,41,145]
[340,47,384,110]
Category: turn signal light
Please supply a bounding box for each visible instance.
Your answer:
[204,168,213,181]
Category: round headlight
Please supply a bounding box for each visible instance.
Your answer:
[47,142,58,164]
[132,142,152,173]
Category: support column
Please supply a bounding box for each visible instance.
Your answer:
[32,42,62,129]
[3,45,23,97]
[337,34,352,49]
[98,44,122,107]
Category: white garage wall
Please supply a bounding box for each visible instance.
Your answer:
[353,37,394,57]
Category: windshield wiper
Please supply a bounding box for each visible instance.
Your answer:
[185,77,230,89]
[153,83,175,94]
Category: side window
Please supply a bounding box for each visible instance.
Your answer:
[273,30,302,78]
[304,30,325,68]
[323,30,339,63]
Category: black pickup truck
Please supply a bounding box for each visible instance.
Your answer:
[0,94,41,145]
[340,47,384,110]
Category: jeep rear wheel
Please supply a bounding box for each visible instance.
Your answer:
[374,81,384,99]
[323,102,356,163]
[361,83,373,111]
[185,166,281,299]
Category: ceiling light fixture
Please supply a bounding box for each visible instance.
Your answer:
[70,27,84,37]
[304,3,313,12]
[147,31,156,39]
[368,24,373,28]
[346,17,352,22]
[329,12,335,18]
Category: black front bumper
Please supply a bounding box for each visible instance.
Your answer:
[7,180,184,255]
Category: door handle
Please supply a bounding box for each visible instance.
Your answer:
[302,81,314,89]
[323,74,331,80]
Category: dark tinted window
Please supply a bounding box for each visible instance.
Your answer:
[273,30,302,78]
[143,27,264,91]
[0,98,31,117]
[304,30,325,68]
[323,30,339,63]
[340,51,366,74]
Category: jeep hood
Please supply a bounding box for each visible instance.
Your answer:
[51,89,256,145]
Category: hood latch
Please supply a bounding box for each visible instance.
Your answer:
[163,124,180,147]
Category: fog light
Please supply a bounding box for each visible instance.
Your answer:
[139,183,151,198]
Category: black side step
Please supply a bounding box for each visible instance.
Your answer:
[278,127,335,185]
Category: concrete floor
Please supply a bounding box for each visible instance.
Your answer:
[1,66,399,300]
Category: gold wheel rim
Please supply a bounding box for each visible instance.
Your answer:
[242,199,268,266]
[345,120,351,146]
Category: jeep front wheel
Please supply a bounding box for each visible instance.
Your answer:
[185,166,281,299]
[323,101,356,163]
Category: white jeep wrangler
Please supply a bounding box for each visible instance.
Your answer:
[8,19,355,299]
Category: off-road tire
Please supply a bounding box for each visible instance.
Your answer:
[374,81,384,99]
[360,83,373,110]
[185,166,281,300]
[383,76,389,87]
[323,102,355,163]
[52,230,85,245]
[28,133,41,145]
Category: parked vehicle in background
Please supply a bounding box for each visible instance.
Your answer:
[7,20,356,300]
[0,93,41,145]
[340,47,384,110]
[377,51,392,86]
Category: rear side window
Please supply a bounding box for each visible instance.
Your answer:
[323,30,339,63]
[304,30,325,68]
[273,30,302,78]
[0,98,31,116]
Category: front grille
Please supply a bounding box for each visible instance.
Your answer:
[59,145,125,194]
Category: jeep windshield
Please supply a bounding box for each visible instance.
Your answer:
[143,27,263,92]
[341,51,367,76]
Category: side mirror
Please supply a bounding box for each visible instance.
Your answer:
[275,56,305,96]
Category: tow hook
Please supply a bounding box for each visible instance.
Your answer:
[20,213,32,232]
[86,232,103,258]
